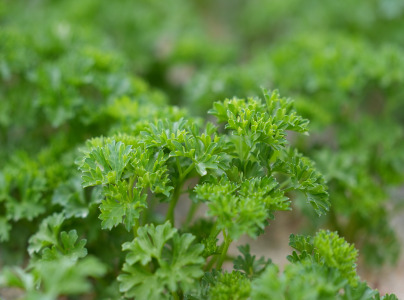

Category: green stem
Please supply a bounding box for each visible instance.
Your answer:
[132,218,139,238]
[209,222,220,238]
[181,162,195,181]
[166,183,183,226]
[204,254,219,271]
[128,176,136,199]
[166,162,195,226]
[203,223,221,271]
[279,178,292,190]
[171,292,179,300]
[184,201,200,227]
[142,194,154,225]
[216,231,232,270]
[176,157,182,178]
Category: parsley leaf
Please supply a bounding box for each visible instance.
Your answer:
[79,140,133,187]
[118,221,204,300]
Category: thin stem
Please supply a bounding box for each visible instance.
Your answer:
[202,222,221,271]
[171,292,179,300]
[216,231,232,270]
[279,178,292,190]
[142,193,154,225]
[184,201,200,227]
[204,254,219,271]
[165,162,195,226]
[176,157,182,178]
[132,218,139,238]
[128,176,136,199]
[209,222,220,239]
[166,183,183,226]
[181,162,195,181]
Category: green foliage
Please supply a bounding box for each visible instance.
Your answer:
[288,230,359,286]
[28,213,65,256]
[182,21,404,269]
[51,176,96,218]
[251,263,347,300]
[2,85,397,298]
[233,245,272,278]
[191,91,329,240]
[118,222,204,300]
[275,149,330,216]
[0,217,10,242]
[314,231,359,286]
[209,90,309,151]
[0,156,47,224]
[0,257,106,300]
[1,0,402,298]
[1,214,106,299]
[207,271,251,300]
[80,141,133,187]
[78,140,175,231]
[99,181,147,231]
[250,231,392,299]
[141,118,228,177]
[41,230,87,261]
[195,177,288,240]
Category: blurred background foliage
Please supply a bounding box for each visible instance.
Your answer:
[1,0,404,296]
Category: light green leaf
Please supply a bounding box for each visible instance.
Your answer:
[28,213,65,256]
[100,181,147,231]
[79,140,133,187]
[118,222,204,300]
[41,230,87,262]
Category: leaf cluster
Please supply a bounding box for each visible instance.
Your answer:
[1,0,403,298]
